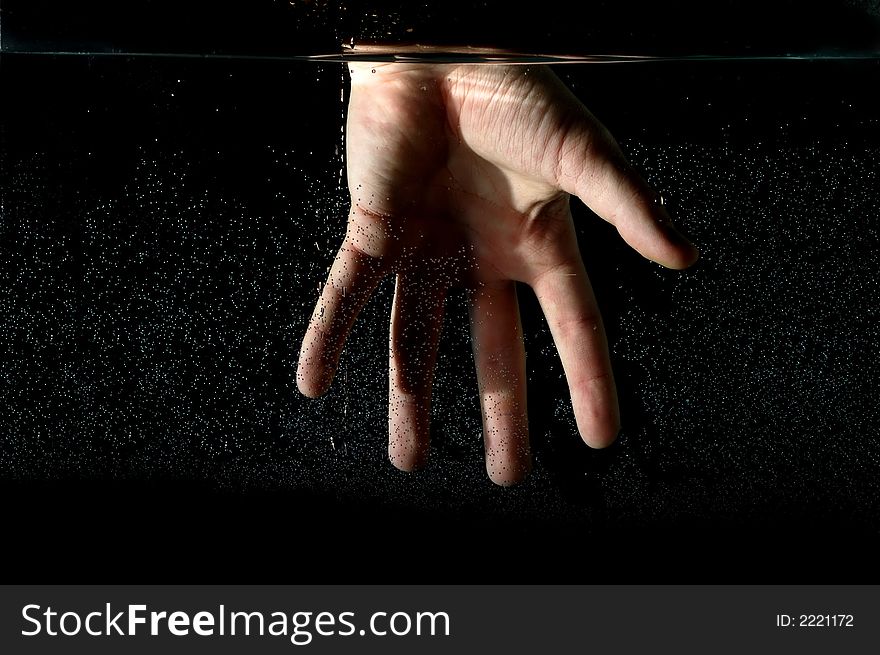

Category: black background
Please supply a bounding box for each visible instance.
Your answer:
[2,2,880,582]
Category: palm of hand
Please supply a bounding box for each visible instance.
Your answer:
[298,64,699,485]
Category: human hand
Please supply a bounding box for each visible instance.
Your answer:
[297,62,699,485]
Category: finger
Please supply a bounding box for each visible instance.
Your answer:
[468,282,531,486]
[554,122,699,269]
[296,235,387,398]
[388,274,446,472]
[531,258,620,449]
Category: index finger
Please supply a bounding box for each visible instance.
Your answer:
[531,256,620,449]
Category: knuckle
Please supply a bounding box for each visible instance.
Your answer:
[556,312,602,340]
[343,204,405,266]
[518,204,576,264]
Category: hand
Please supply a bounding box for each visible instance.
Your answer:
[297,62,699,485]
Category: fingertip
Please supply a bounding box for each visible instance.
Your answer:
[572,379,620,449]
[388,448,428,473]
[660,223,701,270]
[388,423,431,472]
[296,378,328,399]
[487,457,532,487]
[485,438,532,486]
[608,188,701,270]
[481,419,532,486]
[661,243,700,270]
[580,424,620,449]
[296,361,333,399]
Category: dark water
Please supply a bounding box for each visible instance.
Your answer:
[2,50,880,581]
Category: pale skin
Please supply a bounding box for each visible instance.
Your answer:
[297,62,699,485]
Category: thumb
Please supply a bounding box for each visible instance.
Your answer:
[554,119,699,270]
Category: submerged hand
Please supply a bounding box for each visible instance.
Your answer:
[297,63,698,485]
